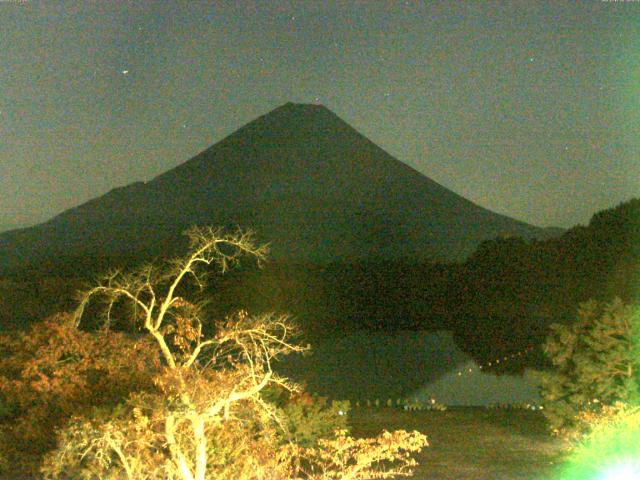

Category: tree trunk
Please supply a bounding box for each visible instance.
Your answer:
[192,416,208,480]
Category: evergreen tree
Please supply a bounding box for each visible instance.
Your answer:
[537,297,640,439]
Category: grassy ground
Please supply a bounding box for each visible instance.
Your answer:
[349,406,567,480]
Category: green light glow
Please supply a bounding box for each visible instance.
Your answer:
[597,461,640,480]
[556,404,640,479]
[554,302,640,479]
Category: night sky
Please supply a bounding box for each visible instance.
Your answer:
[1,1,638,233]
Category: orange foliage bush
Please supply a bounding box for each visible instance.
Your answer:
[303,429,429,479]
[0,313,160,476]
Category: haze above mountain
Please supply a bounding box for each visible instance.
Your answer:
[0,103,561,271]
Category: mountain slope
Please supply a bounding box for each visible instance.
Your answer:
[0,102,557,272]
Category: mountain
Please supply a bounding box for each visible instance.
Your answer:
[0,102,559,272]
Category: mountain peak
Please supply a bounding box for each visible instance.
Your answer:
[0,103,554,272]
[266,102,338,122]
[280,101,327,109]
[266,101,335,121]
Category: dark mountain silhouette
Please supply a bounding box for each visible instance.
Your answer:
[0,102,559,272]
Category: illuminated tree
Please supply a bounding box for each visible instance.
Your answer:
[40,226,428,480]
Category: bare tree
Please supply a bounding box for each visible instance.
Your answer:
[52,227,305,480]
[42,226,428,480]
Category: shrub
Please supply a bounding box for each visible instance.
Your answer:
[278,390,350,448]
[302,429,428,480]
[0,314,160,477]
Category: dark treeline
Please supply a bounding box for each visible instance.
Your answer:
[1,198,638,371]
[448,198,639,370]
